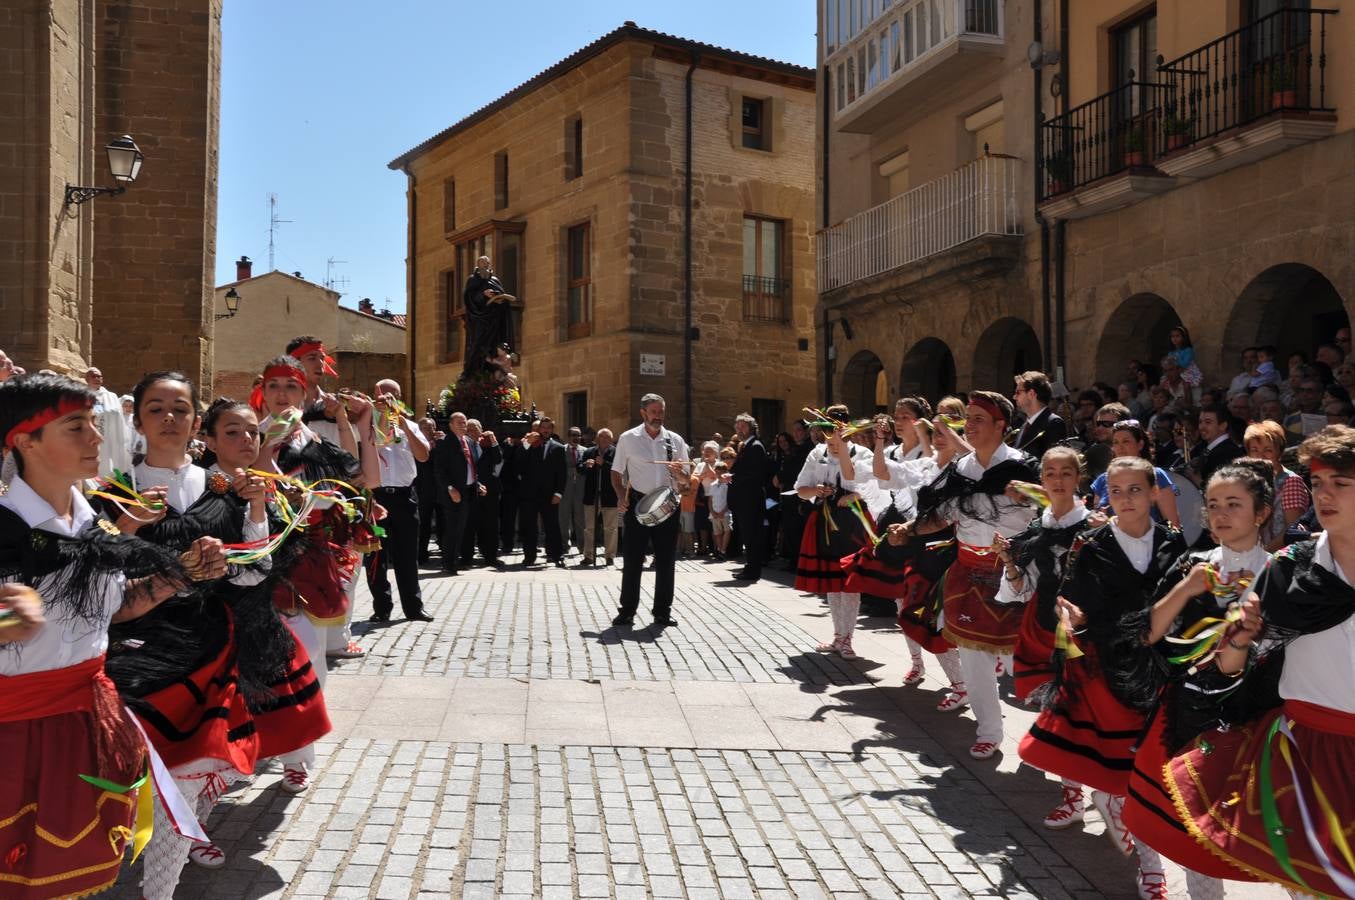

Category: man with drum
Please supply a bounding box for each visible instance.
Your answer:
[611,393,690,629]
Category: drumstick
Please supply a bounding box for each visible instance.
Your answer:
[649,459,697,467]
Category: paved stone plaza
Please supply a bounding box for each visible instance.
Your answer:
[110,552,1284,899]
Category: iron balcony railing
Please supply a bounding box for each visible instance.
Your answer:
[827,0,1002,117]
[742,275,791,322]
[1039,7,1337,200]
[816,154,1022,293]
[1156,7,1336,155]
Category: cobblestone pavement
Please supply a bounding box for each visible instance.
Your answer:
[109,552,1283,899]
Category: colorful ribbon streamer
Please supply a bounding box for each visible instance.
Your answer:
[1163,604,1244,673]
[1009,481,1052,509]
[88,469,166,521]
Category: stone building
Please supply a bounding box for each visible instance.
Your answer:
[816,0,1354,405]
[212,257,407,400]
[0,0,222,390]
[389,23,818,442]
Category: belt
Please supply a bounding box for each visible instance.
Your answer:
[374,484,415,492]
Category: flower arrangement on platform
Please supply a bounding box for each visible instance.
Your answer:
[437,369,523,418]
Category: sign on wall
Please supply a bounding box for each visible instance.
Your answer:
[639,353,666,377]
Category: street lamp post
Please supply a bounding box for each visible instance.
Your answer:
[63,135,145,211]
[215,288,242,322]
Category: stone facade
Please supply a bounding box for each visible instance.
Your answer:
[392,25,817,442]
[0,0,221,388]
[211,268,408,401]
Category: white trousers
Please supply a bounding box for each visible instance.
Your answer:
[825,592,860,637]
[324,554,363,652]
[280,613,330,771]
[958,646,1003,744]
[141,763,243,900]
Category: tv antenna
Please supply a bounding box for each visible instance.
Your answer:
[267,193,291,271]
[325,257,349,294]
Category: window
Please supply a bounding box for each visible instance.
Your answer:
[566,222,591,339]
[965,100,1005,158]
[742,216,788,322]
[741,97,768,150]
[443,269,463,361]
[751,398,785,437]
[449,219,525,353]
[1112,7,1157,118]
[565,115,583,180]
[494,150,509,210]
[442,179,456,232]
[564,391,588,431]
[879,150,910,199]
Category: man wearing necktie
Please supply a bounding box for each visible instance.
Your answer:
[515,416,568,567]
[433,411,484,576]
[1011,370,1068,458]
[559,426,586,557]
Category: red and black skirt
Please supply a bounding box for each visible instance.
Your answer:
[0,658,144,900]
[250,621,331,760]
[841,507,909,598]
[940,544,1023,655]
[1012,600,1056,702]
[1018,646,1147,795]
[795,505,871,596]
[1160,699,1355,896]
[892,531,958,655]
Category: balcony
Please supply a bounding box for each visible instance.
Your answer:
[817,154,1022,294]
[827,0,1004,134]
[742,275,791,323]
[1039,7,1337,219]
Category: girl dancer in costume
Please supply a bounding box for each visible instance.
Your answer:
[1119,459,1274,900]
[109,380,331,897]
[256,355,378,792]
[1017,456,1186,899]
[993,446,1092,830]
[794,405,887,660]
[0,373,223,899]
[1157,426,1355,898]
[913,391,1040,760]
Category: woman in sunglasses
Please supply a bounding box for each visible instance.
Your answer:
[1089,420,1182,529]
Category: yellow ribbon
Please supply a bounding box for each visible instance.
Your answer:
[130,778,154,863]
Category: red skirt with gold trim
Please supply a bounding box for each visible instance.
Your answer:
[0,660,143,900]
[940,545,1023,654]
[1018,647,1147,795]
[1161,699,1355,896]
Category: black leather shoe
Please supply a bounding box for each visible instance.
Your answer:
[733,570,760,582]
[553,559,566,569]
[651,614,679,629]
[406,612,434,623]
[611,613,634,628]
[369,613,390,624]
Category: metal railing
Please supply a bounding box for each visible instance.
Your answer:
[1039,81,1168,199]
[742,275,791,322]
[1156,7,1336,155]
[816,154,1022,292]
[828,0,1002,116]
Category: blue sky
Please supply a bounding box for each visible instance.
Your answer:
[215,1,817,313]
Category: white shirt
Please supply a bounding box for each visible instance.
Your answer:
[706,480,729,514]
[1110,519,1155,573]
[794,444,890,518]
[375,417,426,488]
[1205,433,1231,453]
[876,444,937,517]
[1279,532,1355,712]
[996,505,1090,605]
[612,425,690,495]
[134,460,207,515]
[941,443,1034,546]
[0,475,123,675]
[93,386,131,478]
[1228,371,1255,397]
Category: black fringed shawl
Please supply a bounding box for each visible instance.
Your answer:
[1005,511,1093,631]
[915,454,1039,526]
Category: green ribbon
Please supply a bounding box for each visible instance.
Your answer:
[1258,715,1310,892]
[78,765,148,795]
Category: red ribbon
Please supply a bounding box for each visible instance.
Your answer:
[1309,459,1334,474]
[968,394,1005,424]
[262,364,307,390]
[4,397,92,448]
[292,342,338,377]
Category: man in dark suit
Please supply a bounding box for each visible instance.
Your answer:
[1012,370,1069,458]
[1193,404,1244,486]
[433,411,482,576]
[460,419,504,569]
[415,417,443,565]
[578,428,618,567]
[515,415,568,567]
[498,435,519,554]
[730,413,772,582]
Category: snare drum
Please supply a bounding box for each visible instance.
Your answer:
[1175,476,1204,546]
[634,487,680,527]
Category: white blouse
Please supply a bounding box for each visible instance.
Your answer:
[794,444,890,518]
[134,459,206,515]
[1279,533,1355,713]
[0,476,124,675]
[940,443,1036,546]
[995,505,1090,606]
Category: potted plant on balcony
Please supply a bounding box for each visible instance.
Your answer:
[1272,61,1298,109]
[1123,125,1146,167]
[1044,151,1074,196]
[1162,113,1195,152]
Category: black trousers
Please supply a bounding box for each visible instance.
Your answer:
[519,495,563,564]
[439,491,473,574]
[368,485,425,618]
[476,485,501,563]
[618,489,679,619]
[417,485,441,561]
[499,491,519,553]
[733,499,765,577]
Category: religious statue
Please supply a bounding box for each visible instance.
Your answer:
[462,256,516,377]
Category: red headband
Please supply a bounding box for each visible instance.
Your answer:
[262,364,308,390]
[5,397,93,449]
[1309,459,1334,474]
[291,342,338,378]
[968,395,1005,424]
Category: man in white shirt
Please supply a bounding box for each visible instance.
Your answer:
[1227,347,1258,397]
[610,393,690,629]
[83,367,130,477]
[366,379,432,624]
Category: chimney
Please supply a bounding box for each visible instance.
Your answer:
[292,271,303,279]
[359,297,375,315]
[235,255,252,281]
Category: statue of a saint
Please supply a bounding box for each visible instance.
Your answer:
[462,256,516,376]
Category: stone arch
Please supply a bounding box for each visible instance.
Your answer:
[1094,293,1184,385]
[1223,263,1347,370]
[841,349,887,416]
[970,317,1043,390]
[899,338,957,405]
